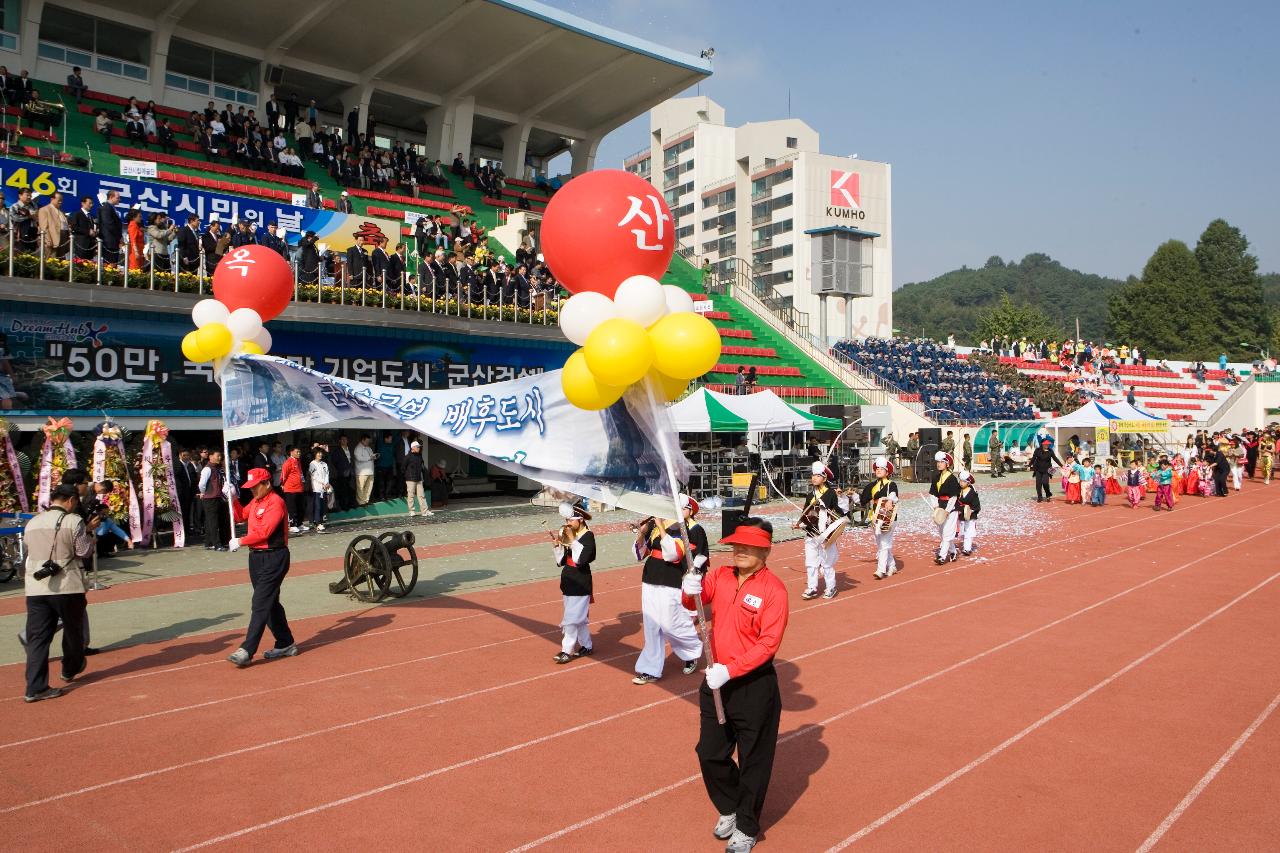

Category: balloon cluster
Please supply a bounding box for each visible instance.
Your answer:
[541,170,722,410]
[180,245,293,365]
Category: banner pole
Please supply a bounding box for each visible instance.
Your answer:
[643,377,725,725]
[219,361,235,541]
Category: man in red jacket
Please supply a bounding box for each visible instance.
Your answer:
[682,518,789,853]
[225,467,297,667]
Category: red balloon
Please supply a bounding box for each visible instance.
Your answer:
[211,244,294,321]
[540,169,675,299]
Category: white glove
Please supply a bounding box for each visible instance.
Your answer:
[222,482,235,499]
[888,493,899,504]
[705,663,730,690]
[681,572,703,597]
[227,538,240,552]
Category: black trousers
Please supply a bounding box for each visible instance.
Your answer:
[1214,469,1229,496]
[284,492,303,525]
[201,498,225,547]
[25,593,87,697]
[696,663,781,838]
[1034,471,1053,500]
[242,548,294,656]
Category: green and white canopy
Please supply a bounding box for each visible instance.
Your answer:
[669,388,843,433]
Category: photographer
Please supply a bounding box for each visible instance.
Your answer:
[22,484,96,702]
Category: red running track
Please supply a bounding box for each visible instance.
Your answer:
[0,484,1277,852]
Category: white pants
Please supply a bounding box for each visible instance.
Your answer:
[406,480,427,514]
[560,595,591,655]
[937,511,959,560]
[959,519,977,553]
[804,537,839,592]
[636,583,702,678]
[874,529,895,575]
[1232,464,1243,491]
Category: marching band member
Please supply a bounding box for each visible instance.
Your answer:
[551,502,595,664]
[796,461,849,600]
[682,494,710,574]
[929,451,962,565]
[631,514,703,685]
[860,457,899,579]
[956,470,981,556]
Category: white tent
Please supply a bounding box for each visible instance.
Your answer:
[1046,400,1167,431]
[669,388,842,433]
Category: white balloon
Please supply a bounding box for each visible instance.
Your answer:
[225,307,263,343]
[559,292,618,346]
[613,275,667,327]
[662,285,696,315]
[191,298,229,329]
[251,327,273,353]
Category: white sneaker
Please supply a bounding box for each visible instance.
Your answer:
[316,524,326,532]
[406,512,416,518]
[421,509,434,517]
[289,526,300,533]
[725,829,756,852]
[713,814,736,840]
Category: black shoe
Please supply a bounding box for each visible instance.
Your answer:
[24,687,63,703]
[83,647,101,656]
[552,652,573,665]
[947,552,959,562]
[204,545,215,551]
[961,550,973,557]
[934,556,946,565]
[574,646,594,658]
[682,658,699,675]
[213,546,228,552]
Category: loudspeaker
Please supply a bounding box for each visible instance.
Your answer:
[918,427,942,449]
[721,509,749,536]
[266,66,286,85]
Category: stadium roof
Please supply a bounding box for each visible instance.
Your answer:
[77,0,711,156]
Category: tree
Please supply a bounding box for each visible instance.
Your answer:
[984,255,1004,269]
[1195,219,1270,360]
[1107,240,1214,359]
[976,293,1061,342]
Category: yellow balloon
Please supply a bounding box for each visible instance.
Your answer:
[562,350,625,410]
[193,322,234,360]
[240,341,265,355]
[583,318,653,388]
[181,330,208,363]
[648,368,689,402]
[648,312,722,381]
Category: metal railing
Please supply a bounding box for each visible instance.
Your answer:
[1196,375,1255,428]
[1,229,563,326]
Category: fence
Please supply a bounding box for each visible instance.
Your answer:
[0,228,563,326]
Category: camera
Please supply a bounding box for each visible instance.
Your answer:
[32,560,62,581]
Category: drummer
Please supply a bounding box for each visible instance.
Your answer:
[795,461,848,600]
[929,452,962,565]
[859,457,900,579]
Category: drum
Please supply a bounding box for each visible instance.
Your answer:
[871,498,897,534]
[962,505,974,521]
[820,517,847,548]
[932,506,949,526]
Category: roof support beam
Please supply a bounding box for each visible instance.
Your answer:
[158,0,200,25]
[446,28,563,99]
[265,0,345,56]
[360,0,482,82]
[525,54,632,118]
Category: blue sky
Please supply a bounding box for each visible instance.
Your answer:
[540,0,1279,287]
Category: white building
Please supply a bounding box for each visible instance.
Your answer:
[625,97,892,344]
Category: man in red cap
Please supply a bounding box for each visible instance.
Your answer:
[682,518,789,853]
[224,467,297,667]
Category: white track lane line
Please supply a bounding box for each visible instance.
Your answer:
[1134,687,1280,853]
[505,520,1280,851]
[0,500,1183,747]
[825,571,1280,851]
[162,512,1271,851]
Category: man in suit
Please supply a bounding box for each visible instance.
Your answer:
[157,118,177,155]
[386,242,408,293]
[329,434,356,511]
[370,238,390,289]
[173,448,202,543]
[265,94,280,131]
[345,243,368,288]
[68,195,97,261]
[178,214,202,273]
[200,220,224,274]
[96,191,123,266]
[306,183,322,210]
[261,222,287,258]
[65,66,88,102]
[337,191,354,214]
[37,191,68,259]
[227,446,247,504]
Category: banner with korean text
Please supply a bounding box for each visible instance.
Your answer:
[0,157,397,250]
[221,355,690,516]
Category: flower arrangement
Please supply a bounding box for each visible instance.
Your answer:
[0,418,29,514]
[37,416,76,509]
[137,419,184,548]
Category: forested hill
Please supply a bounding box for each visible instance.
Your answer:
[892,253,1122,343]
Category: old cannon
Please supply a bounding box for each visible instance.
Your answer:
[329,530,419,603]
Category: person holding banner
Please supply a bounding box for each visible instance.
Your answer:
[682,518,789,853]
[226,468,297,667]
[631,515,702,685]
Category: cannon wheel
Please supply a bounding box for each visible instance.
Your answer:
[377,532,419,598]
[343,534,392,603]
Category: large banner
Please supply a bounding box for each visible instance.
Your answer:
[0,157,399,251]
[223,355,689,516]
[0,301,571,414]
